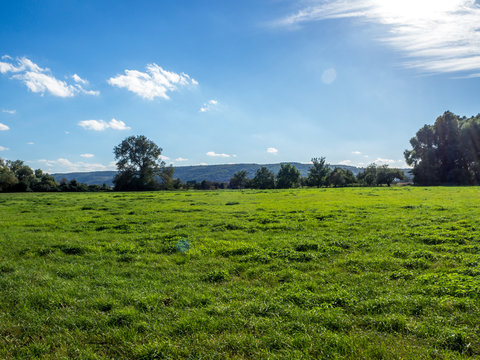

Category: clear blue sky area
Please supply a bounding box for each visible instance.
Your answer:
[1,0,479,172]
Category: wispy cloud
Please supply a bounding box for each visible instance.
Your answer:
[275,0,480,76]
[267,147,278,154]
[352,150,362,155]
[206,151,230,158]
[339,157,407,167]
[0,145,9,151]
[27,142,34,145]
[0,123,10,131]
[0,56,99,97]
[37,158,116,172]
[108,63,198,100]
[78,118,130,131]
[199,99,219,112]
[373,158,407,167]
[2,109,16,114]
[72,74,88,85]
[80,153,94,158]
[175,157,188,162]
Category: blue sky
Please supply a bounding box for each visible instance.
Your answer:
[1,0,479,173]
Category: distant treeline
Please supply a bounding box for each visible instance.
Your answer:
[0,159,110,192]
[7,109,479,193]
[0,157,405,193]
[223,159,404,190]
[149,159,405,190]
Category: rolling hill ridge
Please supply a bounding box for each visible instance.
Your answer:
[52,163,412,186]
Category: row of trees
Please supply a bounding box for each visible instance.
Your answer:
[0,159,110,192]
[405,111,480,185]
[228,159,404,189]
[1,136,405,193]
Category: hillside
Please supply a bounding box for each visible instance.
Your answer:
[52,163,412,186]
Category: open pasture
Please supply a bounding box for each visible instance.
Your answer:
[0,187,479,359]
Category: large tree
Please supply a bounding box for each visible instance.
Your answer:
[113,135,170,191]
[405,111,480,185]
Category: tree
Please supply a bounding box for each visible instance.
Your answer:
[229,170,249,189]
[252,167,275,189]
[113,135,170,191]
[276,163,300,189]
[307,157,331,187]
[31,169,59,192]
[7,160,35,191]
[0,159,18,192]
[326,168,356,187]
[405,111,480,185]
[357,164,378,186]
[376,165,404,186]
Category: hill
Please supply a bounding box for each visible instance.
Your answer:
[52,163,412,186]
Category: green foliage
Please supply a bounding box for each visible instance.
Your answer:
[1,188,479,358]
[405,111,480,185]
[307,157,331,187]
[357,163,404,186]
[276,163,300,188]
[113,135,172,191]
[326,167,357,187]
[252,166,275,189]
[228,170,249,189]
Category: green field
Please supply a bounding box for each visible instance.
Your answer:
[1,187,479,359]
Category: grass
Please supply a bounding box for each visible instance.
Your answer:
[0,187,479,359]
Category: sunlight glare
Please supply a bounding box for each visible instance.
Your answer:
[373,0,468,22]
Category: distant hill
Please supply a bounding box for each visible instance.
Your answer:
[52,163,412,186]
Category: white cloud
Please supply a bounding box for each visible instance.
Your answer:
[199,99,219,112]
[373,158,408,167]
[108,63,198,100]
[80,153,94,158]
[0,123,9,131]
[13,71,76,97]
[159,155,170,161]
[267,147,278,154]
[108,118,130,130]
[275,0,480,76]
[339,160,354,165]
[0,146,8,151]
[72,74,88,85]
[36,158,116,172]
[0,56,99,97]
[352,151,362,155]
[2,109,16,114]
[27,142,34,145]
[78,118,130,131]
[206,151,230,158]
[373,157,396,164]
[199,162,208,166]
[175,157,188,162]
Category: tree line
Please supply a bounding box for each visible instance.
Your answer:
[227,159,404,190]
[0,159,110,192]
[3,109,478,192]
[0,136,405,193]
[110,136,406,190]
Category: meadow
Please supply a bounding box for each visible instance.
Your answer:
[0,187,479,359]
